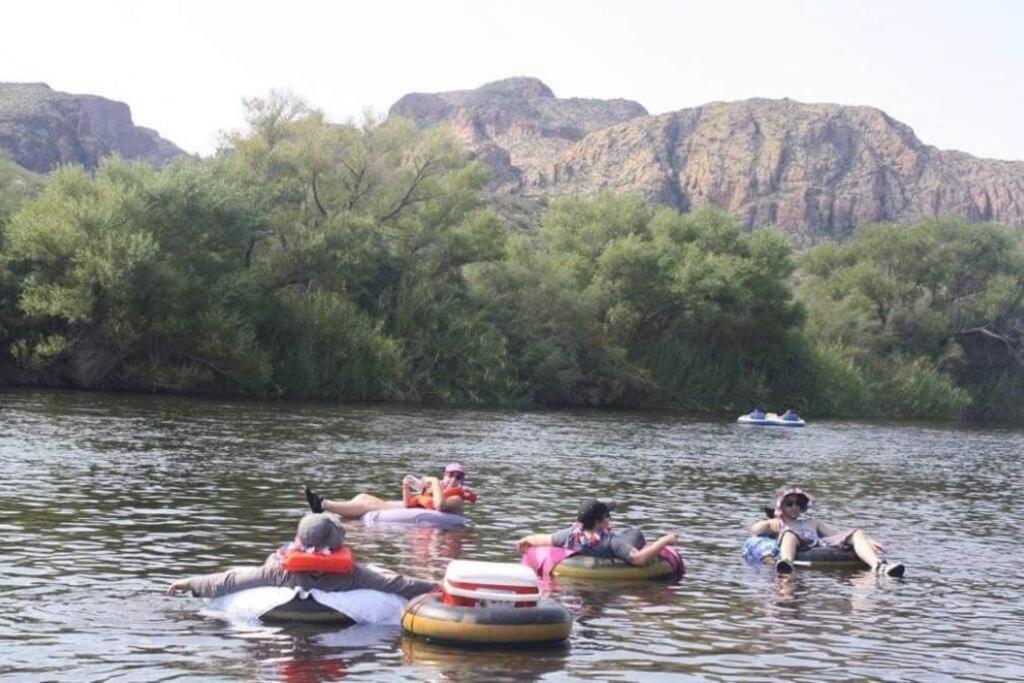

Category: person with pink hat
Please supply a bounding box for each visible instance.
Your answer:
[304,462,477,519]
[750,485,905,577]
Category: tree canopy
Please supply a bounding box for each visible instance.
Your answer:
[800,218,1024,420]
[1,96,1022,422]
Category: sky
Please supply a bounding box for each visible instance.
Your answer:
[3,1,1022,159]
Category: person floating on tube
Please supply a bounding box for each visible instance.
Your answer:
[750,485,905,576]
[304,463,478,519]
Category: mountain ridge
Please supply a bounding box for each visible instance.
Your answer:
[0,82,183,172]
[389,79,1024,242]
[4,78,1022,242]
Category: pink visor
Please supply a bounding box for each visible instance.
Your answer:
[444,462,466,475]
[774,485,813,516]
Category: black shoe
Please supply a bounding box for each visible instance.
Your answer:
[304,485,324,513]
[775,558,794,574]
[880,562,905,578]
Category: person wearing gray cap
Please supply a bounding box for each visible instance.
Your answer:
[515,498,678,566]
[165,512,436,599]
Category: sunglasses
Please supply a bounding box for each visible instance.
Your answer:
[782,498,806,508]
[447,472,465,480]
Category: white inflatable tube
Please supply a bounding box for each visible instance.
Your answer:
[204,586,407,624]
[361,508,466,528]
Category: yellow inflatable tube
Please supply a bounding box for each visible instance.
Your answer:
[401,594,572,645]
[551,554,676,580]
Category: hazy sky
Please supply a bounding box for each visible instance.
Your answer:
[4,1,1022,159]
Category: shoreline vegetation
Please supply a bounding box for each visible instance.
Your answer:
[1,95,1022,422]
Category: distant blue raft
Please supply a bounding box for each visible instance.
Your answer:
[737,412,806,428]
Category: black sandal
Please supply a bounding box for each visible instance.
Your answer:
[304,485,325,513]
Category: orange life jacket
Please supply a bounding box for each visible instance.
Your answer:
[407,486,478,510]
[278,544,355,574]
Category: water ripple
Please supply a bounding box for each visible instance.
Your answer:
[1,389,1023,681]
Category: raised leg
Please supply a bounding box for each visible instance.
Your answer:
[776,530,799,573]
[779,530,799,561]
[849,529,883,570]
[323,493,393,519]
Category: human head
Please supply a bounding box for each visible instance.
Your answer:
[443,462,466,483]
[295,512,346,550]
[774,486,813,518]
[577,498,617,530]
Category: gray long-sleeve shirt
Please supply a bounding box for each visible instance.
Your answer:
[187,552,436,600]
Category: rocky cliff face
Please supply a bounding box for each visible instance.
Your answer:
[0,83,183,172]
[389,77,648,190]
[542,99,1024,242]
[390,81,1024,241]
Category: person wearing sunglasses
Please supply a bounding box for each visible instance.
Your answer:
[304,463,477,518]
[750,485,905,577]
[516,498,678,566]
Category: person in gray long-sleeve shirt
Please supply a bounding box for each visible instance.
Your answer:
[166,512,436,600]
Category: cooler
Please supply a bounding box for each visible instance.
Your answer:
[441,560,541,608]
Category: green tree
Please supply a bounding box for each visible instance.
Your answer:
[222,95,517,401]
[800,218,1024,420]
[470,196,806,409]
[0,156,44,369]
[2,158,272,391]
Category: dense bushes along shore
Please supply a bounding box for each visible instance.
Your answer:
[1,96,1022,421]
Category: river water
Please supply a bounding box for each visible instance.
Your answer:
[1,389,1022,682]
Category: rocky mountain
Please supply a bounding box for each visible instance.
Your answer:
[390,79,1024,242]
[0,83,183,173]
[390,77,648,191]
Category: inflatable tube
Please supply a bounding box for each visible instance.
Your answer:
[263,596,353,624]
[361,508,466,528]
[743,536,867,569]
[205,586,408,625]
[552,554,676,580]
[401,593,572,645]
[737,414,806,428]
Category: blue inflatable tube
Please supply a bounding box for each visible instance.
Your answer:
[743,536,866,569]
[361,508,466,528]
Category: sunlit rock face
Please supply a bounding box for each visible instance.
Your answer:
[389,77,648,191]
[391,80,1024,242]
[0,82,183,172]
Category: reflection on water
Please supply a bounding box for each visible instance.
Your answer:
[401,637,570,682]
[2,388,1024,681]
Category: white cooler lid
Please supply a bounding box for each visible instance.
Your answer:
[444,560,538,588]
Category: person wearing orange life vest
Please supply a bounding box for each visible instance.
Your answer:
[404,463,478,512]
[304,463,478,518]
[165,512,435,599]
